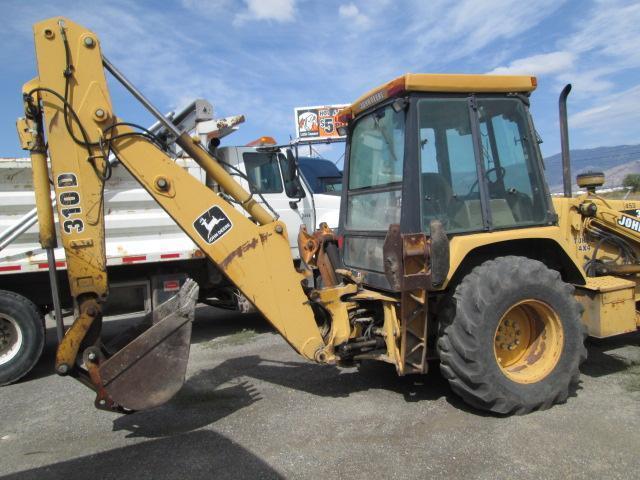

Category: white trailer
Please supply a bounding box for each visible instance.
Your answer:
[0,101,340,385]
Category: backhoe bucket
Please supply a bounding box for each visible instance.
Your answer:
[99,279,199,411]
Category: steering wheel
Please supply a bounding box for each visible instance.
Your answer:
[466,166,506,196]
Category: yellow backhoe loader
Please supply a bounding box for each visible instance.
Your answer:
[17,18,639,415]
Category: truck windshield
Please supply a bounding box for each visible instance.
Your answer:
[297,157,343,194]
[321,177,342,194]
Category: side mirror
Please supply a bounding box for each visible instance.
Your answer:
[284,149,305,199]
[286,149,298,180]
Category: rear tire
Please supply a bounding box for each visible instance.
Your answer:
[437,256,587,415]
[0,290,45,386]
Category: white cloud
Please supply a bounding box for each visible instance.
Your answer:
[181,0,231,10]
[488,51,575,76]
[487,0,640,150]
[409,0,566,62]
[1,0,638,159]
[4,1,284,136]
[234,0,296,25]
[490,1,640,87]
[309,143,342,156]
[555,67,615,96]
[570,84,640,131]
[566,0,640,66]
[339,3,372,29]
[338,4,358,17]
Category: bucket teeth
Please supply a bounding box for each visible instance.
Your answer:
[98,279,199,411]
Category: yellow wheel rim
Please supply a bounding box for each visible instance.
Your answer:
[493,299,564,384]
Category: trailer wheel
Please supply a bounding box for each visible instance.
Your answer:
[0,290,45,386]
[437,256,587,415]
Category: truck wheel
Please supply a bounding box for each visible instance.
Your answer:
[437,256,587,415]
[0,290,45,386]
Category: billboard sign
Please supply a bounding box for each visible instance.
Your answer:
[294,104,349,142]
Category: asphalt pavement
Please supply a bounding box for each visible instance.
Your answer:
[1,306,638,479]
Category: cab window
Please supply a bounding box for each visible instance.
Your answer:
[476,98,547,227]
[418,97,479,232]
[418,96,547,233]
[346,105,405,231]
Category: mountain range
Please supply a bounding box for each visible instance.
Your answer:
[543,144,640,192]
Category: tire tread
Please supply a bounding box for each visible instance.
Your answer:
[437,256,587,415]
[0,289,45,386]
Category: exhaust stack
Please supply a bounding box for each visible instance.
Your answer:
[559,84,572,198]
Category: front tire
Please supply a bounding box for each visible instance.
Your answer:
[437,256,587,415]
[0,290,45,386]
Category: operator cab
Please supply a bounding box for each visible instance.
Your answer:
[338,74,554,290]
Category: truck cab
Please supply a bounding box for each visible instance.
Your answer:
[214,142,313,258]
[215,142,341,258]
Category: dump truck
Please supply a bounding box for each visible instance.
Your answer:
[13,17,639,415]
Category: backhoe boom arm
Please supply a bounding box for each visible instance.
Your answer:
[20,17,329,410]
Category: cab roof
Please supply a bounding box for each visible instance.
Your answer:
[340,73,537,118]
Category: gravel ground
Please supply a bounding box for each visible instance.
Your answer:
[1,306,638,479]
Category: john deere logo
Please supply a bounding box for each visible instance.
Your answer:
[194,206,232,244]
[618,215,640,233]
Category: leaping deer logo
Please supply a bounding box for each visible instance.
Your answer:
[199,215,224,240]
[195,206,232,244]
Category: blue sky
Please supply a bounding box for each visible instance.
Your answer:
[2,0,639,166]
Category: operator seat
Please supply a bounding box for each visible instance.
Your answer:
[506,190,535,222]
[421,172,454,222]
